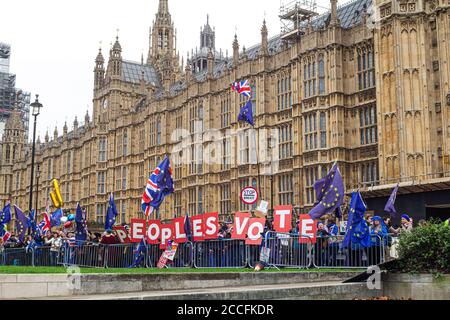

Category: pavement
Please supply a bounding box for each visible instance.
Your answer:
[35,281,379,300]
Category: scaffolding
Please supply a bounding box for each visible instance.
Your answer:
[279,0,319,42]
[0,42,31,139]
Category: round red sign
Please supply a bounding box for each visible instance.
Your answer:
[240,186,259,205]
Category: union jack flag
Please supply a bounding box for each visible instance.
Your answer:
[142,156,174,219]
[37,211,51,235]
[231,80,251,98]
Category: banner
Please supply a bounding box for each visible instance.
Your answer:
[113,226,131,244]
[273,205,292,233]
[298,214,317,244]
[231,212,251,239]
[130,212,268,246]
[245,218,266,245]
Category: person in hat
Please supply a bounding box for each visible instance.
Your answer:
[369,216,388,265]
[400,214,413,233]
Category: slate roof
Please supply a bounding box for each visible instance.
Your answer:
[122,60,160,87]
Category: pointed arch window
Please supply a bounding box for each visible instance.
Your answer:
[123,129,128,156]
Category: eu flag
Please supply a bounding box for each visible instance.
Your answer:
[384,184,399,217]
[343,192,371,248]
[308,163,345,220]
[184,215,192,242]
[28,210,37,235]
[75,203,88,242]
[14,205,29,243]
[105,193,118,230]
[130,238,147,268]
[0,202,11,225]
[51,208,63,227]
[142,156,175,219]
[238,100,254,127]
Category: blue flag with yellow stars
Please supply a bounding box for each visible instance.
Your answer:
[0,202,11,225]
[308,163,345,220]
[14,205,29,243]
[238,100,254,127]
[343,192,371,248]
[130,238,147,268]
[75,203,88,242]
[105,193,118,230]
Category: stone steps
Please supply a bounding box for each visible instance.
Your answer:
[40,282,380,300]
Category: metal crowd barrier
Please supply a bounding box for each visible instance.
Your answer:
[1,233,400,269]
[246,245,261,269]
[1,247,34,266]
[262,231,313,269]
[193,239,247,268]
[312,234,386,269]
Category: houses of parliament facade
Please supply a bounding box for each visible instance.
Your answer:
[1,0,450,226]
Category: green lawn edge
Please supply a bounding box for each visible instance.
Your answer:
[0,266,365,274]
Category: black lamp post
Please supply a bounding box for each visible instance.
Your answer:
[268,137,274,219]
[29,95,43,216]
[35,164,40,216]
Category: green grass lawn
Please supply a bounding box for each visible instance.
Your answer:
[0,266,365,274]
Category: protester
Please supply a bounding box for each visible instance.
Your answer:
[100,229,119,245]
[45,232,62,266]
[369,216,388,265]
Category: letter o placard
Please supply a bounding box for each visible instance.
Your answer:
[240,186,259,205]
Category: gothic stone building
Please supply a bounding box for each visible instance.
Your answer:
[1,0,450,227]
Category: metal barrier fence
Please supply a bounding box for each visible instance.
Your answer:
[1,248,33,266]
[312,235,387,269]
[193,239,247,268]
[263,232,313,269]
[1,234,400,269]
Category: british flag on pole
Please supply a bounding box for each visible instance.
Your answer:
[142,156,174,219]
[231,80,251,98]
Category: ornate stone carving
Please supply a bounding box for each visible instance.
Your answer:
[446,93,450,106]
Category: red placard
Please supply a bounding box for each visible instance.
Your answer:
[298,215,317,244]
[172,217,187,244]
[113,226,131,244]
[231,212,251,239]
[191,215,205,242]
[245,218,266,245]
[203,212,219,240]
[147,220,161,245]
[160,223,174,249]
[130,219,146,243]
[273,205,293,233]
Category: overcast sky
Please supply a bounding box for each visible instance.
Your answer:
[1,0,330,139]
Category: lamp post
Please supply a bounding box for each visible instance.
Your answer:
[35,164,40,216]
[29,95,43,217]
[268,137,274,219]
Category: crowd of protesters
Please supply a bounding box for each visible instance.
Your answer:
[1,211,447,269]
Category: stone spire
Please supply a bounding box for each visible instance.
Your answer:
[158,0,169,14]
[63,122,68,136]
[261,19,269,56]
[330,0,339,27]
[232,34,239,67]
[85,110,90,126]
[94,47,105,89]
[108,35,122,78]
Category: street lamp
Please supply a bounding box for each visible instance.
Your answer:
[268,137,274,219]
[35,164,41,216]
[29,95,43,216]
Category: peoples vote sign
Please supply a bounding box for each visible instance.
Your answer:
[130,207,317,247]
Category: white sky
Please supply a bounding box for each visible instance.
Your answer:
[1,0,331,139]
